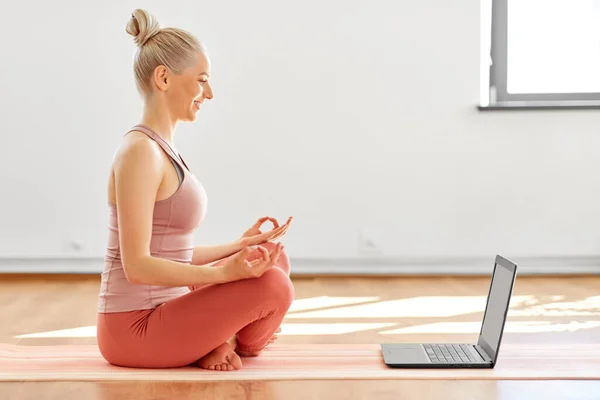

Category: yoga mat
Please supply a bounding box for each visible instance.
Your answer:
[1,343,599,381]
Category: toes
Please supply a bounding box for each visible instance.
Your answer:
[229,352,243,370]
[206,363,236,371]
[197,343,244,371]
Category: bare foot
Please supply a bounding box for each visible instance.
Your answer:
[235,347,263,357]
[197,342,243,371]
[266,326,282,347]
[237,327,282,357]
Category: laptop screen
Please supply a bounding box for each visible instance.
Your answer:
[477,257,517,364]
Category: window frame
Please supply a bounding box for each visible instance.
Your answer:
[481,0,600,110]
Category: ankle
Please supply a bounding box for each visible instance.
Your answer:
[227,334,237,349]
[235,345,263,357]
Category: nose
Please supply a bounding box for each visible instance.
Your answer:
[204,82,214,100]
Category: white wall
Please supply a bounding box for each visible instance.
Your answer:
[2,0,600,273]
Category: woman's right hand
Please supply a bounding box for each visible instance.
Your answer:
[220,242,284,282]
[240,216,293,247]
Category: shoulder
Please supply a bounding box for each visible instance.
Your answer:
[113,131,165,172]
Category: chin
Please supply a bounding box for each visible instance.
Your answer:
[182,111,199,122]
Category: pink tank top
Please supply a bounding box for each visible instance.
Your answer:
[98,125,208,313]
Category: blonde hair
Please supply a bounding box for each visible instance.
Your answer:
[125,9,206,97]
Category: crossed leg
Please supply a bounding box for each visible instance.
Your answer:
[97,243,294,371]
[191,242,291,370]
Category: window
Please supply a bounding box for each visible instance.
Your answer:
[481,0,600,109]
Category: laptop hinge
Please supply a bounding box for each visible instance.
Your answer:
[474,345,493,363]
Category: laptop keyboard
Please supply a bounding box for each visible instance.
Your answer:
[424,344,478,364]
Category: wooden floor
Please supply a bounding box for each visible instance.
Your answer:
[1,274,599,399]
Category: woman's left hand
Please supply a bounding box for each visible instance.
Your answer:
[240,216,293,247]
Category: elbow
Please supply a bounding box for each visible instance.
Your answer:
[122,258,147,285]
[123,265,142,284]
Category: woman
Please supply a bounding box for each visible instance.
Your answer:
[96,9,295,372]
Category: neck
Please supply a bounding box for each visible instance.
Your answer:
[139,95,178,147]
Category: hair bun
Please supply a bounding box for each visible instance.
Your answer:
[126,9,161,47]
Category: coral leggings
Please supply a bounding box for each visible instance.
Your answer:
[96,242,294,368]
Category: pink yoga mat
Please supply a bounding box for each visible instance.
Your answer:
[1,343,599,381]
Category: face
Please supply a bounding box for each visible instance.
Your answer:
[153,51,213,122]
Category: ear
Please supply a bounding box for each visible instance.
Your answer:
[152,65,169,92]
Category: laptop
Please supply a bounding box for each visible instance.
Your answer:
[381,254,517,368]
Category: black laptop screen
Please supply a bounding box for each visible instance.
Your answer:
[477,259,516,363]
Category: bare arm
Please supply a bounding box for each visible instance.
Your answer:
[114,137,229,287]
[128,256,228,286]
[191,241,245,266]
[192,218,294,266]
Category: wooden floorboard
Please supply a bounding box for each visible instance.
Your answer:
[2,380,600,400]
[1,274,599,399]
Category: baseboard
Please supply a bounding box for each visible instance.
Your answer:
[288,256,600,275]
[0,255,598,275]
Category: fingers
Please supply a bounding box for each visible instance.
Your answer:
[274,242,284,260]
[257,245,270,261]
[268,222,291,242]
[246,243,284,277]
[235,246,252,259]
[258,224,286,242]
[279,217,293,233]
[245,245,264,262]
[272,224,288,236]
[255,216,280,229]
[252,216,293,243]
[273,218,292,235]
[254,216,269,226]
[247,259,261,271]
[268,243,283,265]
[268,217,280,228]
[246,246,271,276]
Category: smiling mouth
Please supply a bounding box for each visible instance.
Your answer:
[193,100,202,107]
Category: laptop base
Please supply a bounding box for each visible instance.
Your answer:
[381,343,493,369]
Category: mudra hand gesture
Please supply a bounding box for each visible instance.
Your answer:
[222,243,285,281]
[239,216,293,247]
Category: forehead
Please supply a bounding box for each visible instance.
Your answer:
[192,52,211,75]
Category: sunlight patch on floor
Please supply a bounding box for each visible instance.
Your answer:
[288,296,380,313]
[286,296,535,319]
[379,321,600,335]
[16,326,97,339]
[279,323,398,335]
[15,296,600,339]
[509,296,600,317]
[15,323,400,338]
